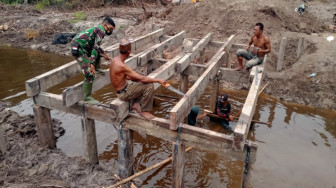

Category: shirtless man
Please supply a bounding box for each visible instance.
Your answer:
[235,22,271,71]
[109,38,166,120]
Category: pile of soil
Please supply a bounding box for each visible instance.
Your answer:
[0,102,124,187]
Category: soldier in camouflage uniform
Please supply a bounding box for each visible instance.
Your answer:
[70,17,115,104]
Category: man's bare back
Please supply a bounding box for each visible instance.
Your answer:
[109,56,128,92]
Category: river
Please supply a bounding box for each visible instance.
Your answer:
[1,45,335,187]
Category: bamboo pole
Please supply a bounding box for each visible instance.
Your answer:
[108,146,193,188]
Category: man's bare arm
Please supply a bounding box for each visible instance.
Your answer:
[123,65,166,85]
[246,36,254,50]
[260,37,271,53]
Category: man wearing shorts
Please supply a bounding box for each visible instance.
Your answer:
[235,22,271,71]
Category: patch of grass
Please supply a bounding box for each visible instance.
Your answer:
[69,11,87,23]
[24,29,39,41]
[35,0,50,11]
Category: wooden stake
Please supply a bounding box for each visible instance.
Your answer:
[0,128,6,155]
[172,142,186,188]
[33,106,56,148]
[118,127,134,180]
[82,117,99,164]
[276,37,287,71]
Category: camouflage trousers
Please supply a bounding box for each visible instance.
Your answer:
[73,48,101,83]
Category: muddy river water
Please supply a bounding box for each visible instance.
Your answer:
[1,45,336,187]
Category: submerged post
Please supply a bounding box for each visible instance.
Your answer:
[172,141,186,188]
[82,117,99,164]
[276,37,287,71]
[33,105,56,148]
[118,126,134,181]
[210,71,220,112]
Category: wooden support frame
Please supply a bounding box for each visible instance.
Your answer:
[233,55,268,151]
[118,127,134,180]
[63,31,186,107]
[169,40,231,130]
[26,29,164,98]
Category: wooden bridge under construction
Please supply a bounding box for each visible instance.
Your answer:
[25,27,268,187]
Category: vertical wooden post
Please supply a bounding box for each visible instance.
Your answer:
[152,24,161,44]
[172,142,186,188]
[297,36,305,58]
[276,37,287,71]
[118,127,134,180]
[0,128,6,155]
[82,117,99,164]
[210,74,220,112]
[180,73,188,96]
[146,60,154,75]
[33,105,56,148]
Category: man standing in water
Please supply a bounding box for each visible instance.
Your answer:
[215,94,234,130]
[70,17,115,104]
[109,38,166,120]
[235,22,271,71]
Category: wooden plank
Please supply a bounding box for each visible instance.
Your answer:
[169,49,227,130]
[297,36,305,58]
[104,28,164,57]
[35,92,118,123]
[118,128,134,180]
[110,53,185,122]
[82,117,99,164]
[26,29,164,98]
[25,61,81,97]
[186,38,226,48]
[138,31,186,66]
[172,142,186,188]
[276,37,287,71]
[123,113,257,161]
[233,56,267,151]
[176,33,212,73]
[33,105,56,148]
[184,63,249,84]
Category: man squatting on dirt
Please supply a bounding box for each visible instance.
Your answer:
[235,22,271,71]
[109,38,167,120]
[70,17,115,105]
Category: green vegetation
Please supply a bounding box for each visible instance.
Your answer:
[69,11,87,23]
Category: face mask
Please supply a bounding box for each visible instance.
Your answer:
[105,28,113,36]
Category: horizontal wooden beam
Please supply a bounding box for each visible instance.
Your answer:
[184,63,249,84]
[123,113,257,161]
[104,29,164,57]
[110,53,185,122]
[62,31,186,107]
[169,45,228,130]
[176,33,212,73]
[25,61,81,97]
[26,29,164,98]
[233,55,268,151]
[34,92,117,123]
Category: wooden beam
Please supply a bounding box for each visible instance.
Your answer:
[123,113,257,161]
[110,53,185,122]
[82,117,99,164]
[62,31,185,107]
[276,37,287,71]
[118,127,134,180]
[172,142,186,188]
[26,29,164,98]
[233,56,268,151]
[104,28,164,57]
[184,63,249,84]
[297,36,305,58]
[170,42,232,130]
[138,31,186,66]
[35,92,118,123]
[33,105,56,148]
[25,61,81,97]
[176,33,212,73]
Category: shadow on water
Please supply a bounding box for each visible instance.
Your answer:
[2,46,336,187]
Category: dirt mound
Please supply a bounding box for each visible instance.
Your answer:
[0,105,124,187]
